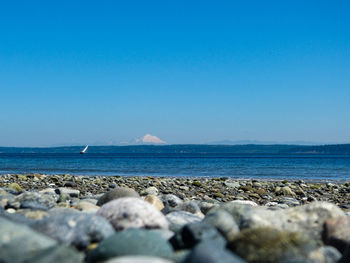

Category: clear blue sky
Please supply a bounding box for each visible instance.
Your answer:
[0,1,349,146]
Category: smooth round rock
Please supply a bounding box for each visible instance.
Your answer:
[97,197,169,231]
[159,194,183,208]
[185,241,245,263]
[31,210,115,249]
[145,195,164,211]
[75,201,99,213]
[9,192,57,211]
[24,245,84,263]
[281,186,297,197]
[162,200,203,218]
[178,201,204,218]
[148,229,175,241]
[308,246,341,263]
[87,229,174,262]
[279,196,300,207]
[323,216,350,253]
[227,227,316,263]
[105,256,174,263]
[141,186,159,196]
[166,211,202,232]
[97,187,140,206]
[0,217,57,263]
[224,181,241,189]
[203,209,239,241]
[170,222,226,250]
[221,201,345,243]
[7,183,22,192]
[198,201,220,215]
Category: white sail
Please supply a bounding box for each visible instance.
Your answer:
[80,145,88,154]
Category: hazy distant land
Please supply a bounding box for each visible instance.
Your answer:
[1,144,350,154]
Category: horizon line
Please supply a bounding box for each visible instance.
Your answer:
[1,143,350,148]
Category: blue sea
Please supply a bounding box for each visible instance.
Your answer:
[1,153,350,181]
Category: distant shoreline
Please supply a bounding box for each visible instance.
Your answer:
[0,173,348,184]
[1,143,350,154]
[1,174,349,205]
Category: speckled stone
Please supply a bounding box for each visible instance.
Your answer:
[97,197,169,231]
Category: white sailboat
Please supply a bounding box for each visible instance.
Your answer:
[80,145,88,154]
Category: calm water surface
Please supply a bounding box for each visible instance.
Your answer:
[0,153,350,181]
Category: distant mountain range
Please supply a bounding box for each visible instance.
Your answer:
[51,137,324,147]
[1,144,350,154]
[207,140,323,145]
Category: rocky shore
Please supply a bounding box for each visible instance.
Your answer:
[1,173,350,262]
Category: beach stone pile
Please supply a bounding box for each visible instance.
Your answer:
[1,174,350,262]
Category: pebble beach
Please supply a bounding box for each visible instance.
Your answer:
[1,173,350,263]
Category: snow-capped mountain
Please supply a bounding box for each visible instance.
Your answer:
[120,134,167,145]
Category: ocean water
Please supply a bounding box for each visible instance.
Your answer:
[1,153,350,181]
